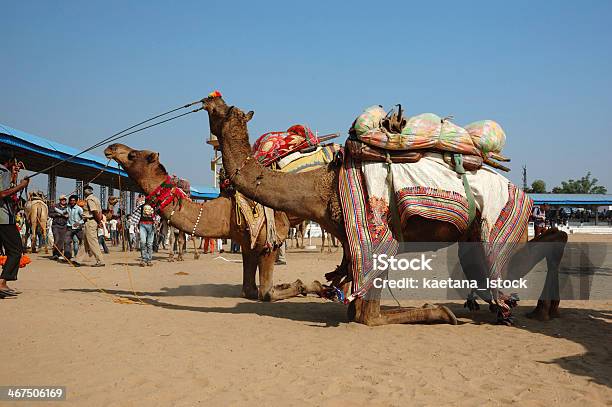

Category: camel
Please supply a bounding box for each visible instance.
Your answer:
[104,143,323,301]
[321,228,338,253]
[200,94,568,326]
[107,196,119,213]
[24,191,49,254]
[290,220,306,249]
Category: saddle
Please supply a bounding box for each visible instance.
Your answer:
[253,125,339,168]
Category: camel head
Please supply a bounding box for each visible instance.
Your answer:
[201,93,253,147]
[104,143,168,192]
[108,196,119,208]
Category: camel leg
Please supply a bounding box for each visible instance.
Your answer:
[240,248,258,300]
[167,230,175,261]
[177,232,185,261]
[258,248,324,301]
[42,226,49,254]
[348,288,457,326]
[192,237,200,260]
[31,219,38,253]
[263,279,325,302]
[506,228,568,321]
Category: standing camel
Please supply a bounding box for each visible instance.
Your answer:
[104,143,323,301]
[287,219,306,249]
[200,94,568,326]
[24,191,49,254]
[321,228,338,253]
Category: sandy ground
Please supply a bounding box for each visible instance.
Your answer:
[2,236,611,406]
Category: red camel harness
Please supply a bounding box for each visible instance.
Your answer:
[145,176,190,211]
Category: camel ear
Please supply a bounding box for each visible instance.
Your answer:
[147,152,159,164]
[246,111,254,122]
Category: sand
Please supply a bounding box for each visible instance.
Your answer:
[2,236,611,406]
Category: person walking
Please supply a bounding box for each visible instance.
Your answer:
[108,215,118,246]
[97,214,110,254]
[64,194,83,260]
[0,148,29,298]
[532,205,546,237]
[275,240,287,265]
[127,220,136,251]
[133,199,155,267]
[73,185,104,267]
[49,195,69,260]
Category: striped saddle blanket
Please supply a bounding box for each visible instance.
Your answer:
[339,150,533,301]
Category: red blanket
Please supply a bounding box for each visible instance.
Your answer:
[252,125,319,167]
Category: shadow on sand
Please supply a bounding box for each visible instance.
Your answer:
[63,284,347,327]
[65,283,243,298]
[445,302,612,389]
[65,284,611,385]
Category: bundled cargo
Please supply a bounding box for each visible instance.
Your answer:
[350,105,509,168]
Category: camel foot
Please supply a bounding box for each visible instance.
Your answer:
[241,286,259,300]
[549,300,561,318]
[194,253,200,260]
[168,256,175,262]
[526,300,551,321]
[177,256,184,262]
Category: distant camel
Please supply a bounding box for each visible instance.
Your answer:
[321,228,339,253]
[24,191,49,253]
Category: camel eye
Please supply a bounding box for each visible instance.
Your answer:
[127,151,136,160]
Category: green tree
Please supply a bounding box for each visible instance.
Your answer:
[530,179,547,193]
[552,172,608,194]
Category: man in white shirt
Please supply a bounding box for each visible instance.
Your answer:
[108,216,118,246]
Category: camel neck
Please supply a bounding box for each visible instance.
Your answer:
[216,108,335,226]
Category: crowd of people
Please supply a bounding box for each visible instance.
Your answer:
[42,192,231,268]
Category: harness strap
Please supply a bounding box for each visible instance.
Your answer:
[453,153,476,226]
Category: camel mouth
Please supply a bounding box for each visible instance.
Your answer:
[103,146,116,159]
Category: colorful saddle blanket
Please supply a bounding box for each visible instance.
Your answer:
[277,144,341,173]
[352,105,509,163]
[235,192,281,250]
[339,150,532,301]
[253,125,319,167]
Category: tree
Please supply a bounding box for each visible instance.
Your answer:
[552,172,608,194]
[530,179,547,193]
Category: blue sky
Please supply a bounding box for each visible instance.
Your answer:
[2,0,611,193]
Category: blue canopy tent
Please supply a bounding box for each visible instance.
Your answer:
[0,123,219,200]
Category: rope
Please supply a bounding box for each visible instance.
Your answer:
[117,168,147,305]
[453,153,476,225]
[29,163,144,305]
[23,101,205,180]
